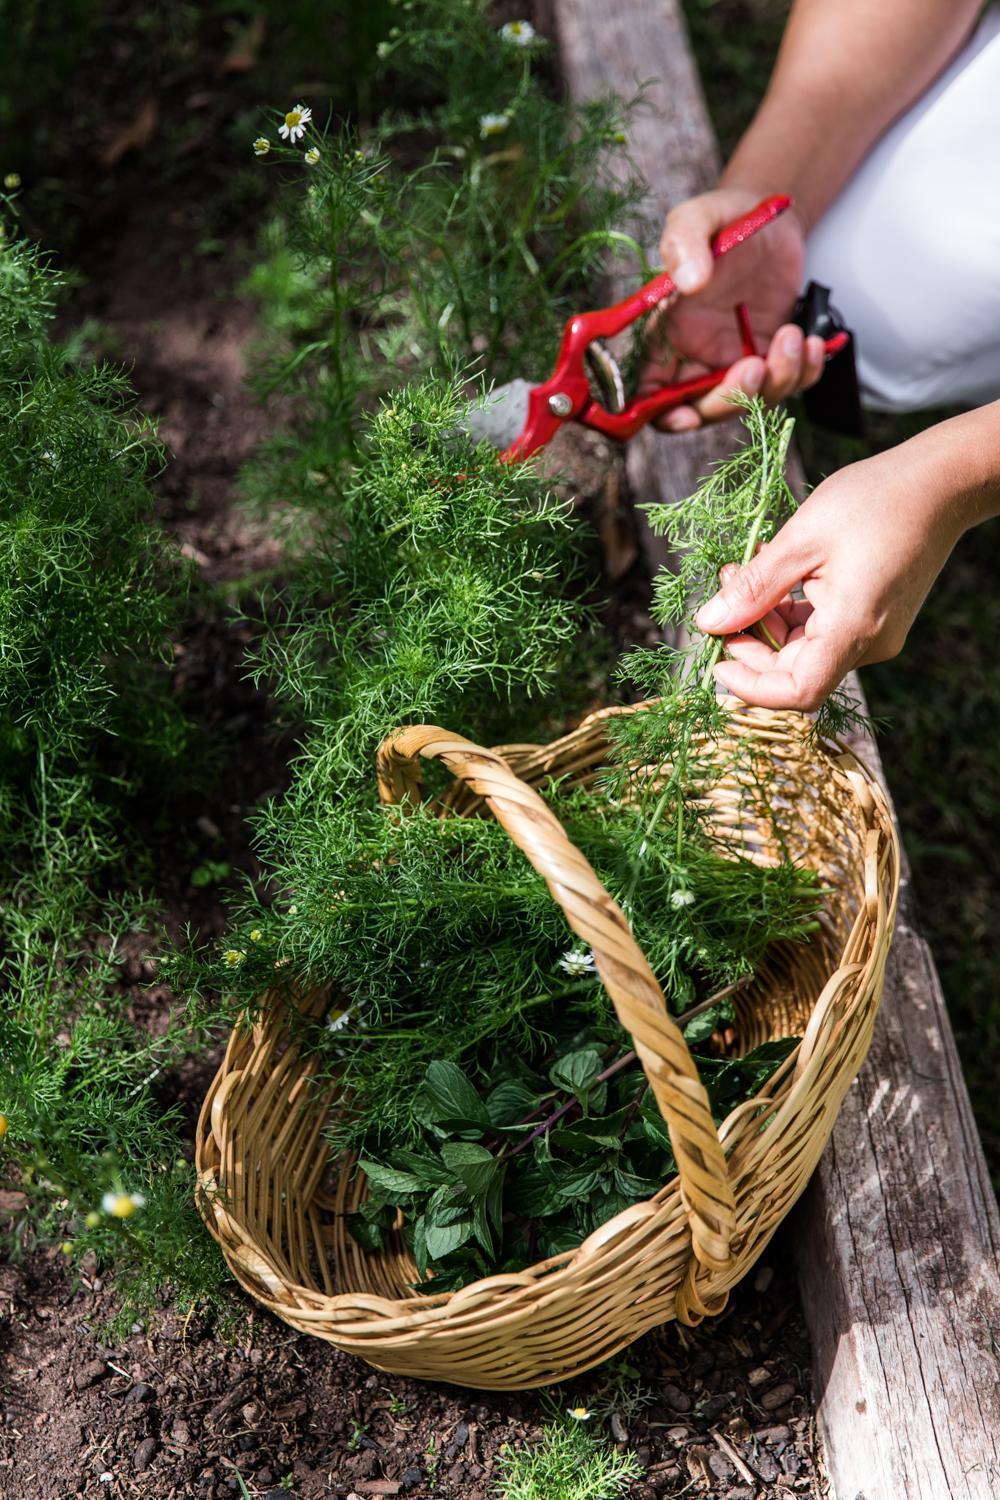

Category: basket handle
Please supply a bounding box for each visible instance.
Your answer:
[376,724,737,1284]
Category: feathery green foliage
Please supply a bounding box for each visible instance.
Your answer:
[0,233,234,1328]
[494,1421,643,1500]
[249,378,592,782]
[242,2,646,518]
[180,395,826,1291]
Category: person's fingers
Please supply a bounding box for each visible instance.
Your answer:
[757,605,793,646]
[800,334,826,392]
[659,197,729,295]
[688,356,766,423]
[696,519,817,637]
[713,632,850,712]
[760,324,806,404]
[721,634,781,671]
[658,405,703,433]
[772,599,813,631]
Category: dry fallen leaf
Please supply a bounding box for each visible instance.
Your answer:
[100,99,159,168]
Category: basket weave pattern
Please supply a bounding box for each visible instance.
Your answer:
[196,703,899,1388]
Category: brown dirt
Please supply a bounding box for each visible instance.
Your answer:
[0,8,827,1497]
[1,1241,822,1500]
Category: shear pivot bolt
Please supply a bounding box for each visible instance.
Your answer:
[547,392,574,418]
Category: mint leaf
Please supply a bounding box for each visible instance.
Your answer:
[419,1060,489,1128]
[440,1141,501,1196]
[424,1217,474,1260]
[359,1159,422,1196]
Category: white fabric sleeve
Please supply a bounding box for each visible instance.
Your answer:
[804,5,1000,414]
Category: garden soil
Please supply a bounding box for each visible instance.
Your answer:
[1,10,827,1497]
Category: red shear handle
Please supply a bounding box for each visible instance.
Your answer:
[502,195,795,461]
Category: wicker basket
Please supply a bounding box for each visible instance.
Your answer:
[195,701,899,1389]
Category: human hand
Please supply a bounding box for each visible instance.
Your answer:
[640,186,827,431]
[694,434,973,710]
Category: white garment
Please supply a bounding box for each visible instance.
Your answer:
[805,6,1000,413]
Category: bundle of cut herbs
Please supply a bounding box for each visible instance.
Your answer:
[205,397,862,1293]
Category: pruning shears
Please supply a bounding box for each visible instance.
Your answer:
[465,194,849,461]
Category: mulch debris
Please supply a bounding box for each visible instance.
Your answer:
[0,1236,824,1498]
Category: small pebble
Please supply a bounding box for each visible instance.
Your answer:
[74,1360,108,1391]
[444,1420,469,1459]
[754,1264,775,1293]
[760,1381,797,1411]
[661,1382,692,1413]
[747,1365,771,1387]
[125,1382,155,1404]
[133,1436,158,1471]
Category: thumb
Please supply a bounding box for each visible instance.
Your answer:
[695,529,811,635]
[660,195,729,295]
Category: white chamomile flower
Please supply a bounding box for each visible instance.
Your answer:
[101,1191,146,1219]
[500,19,535,46]
[326,1006,352,1034]
[222,949,246,968]
[567,1405,592,1421]
[253,137,270,157]
[479,112,510,139]
[670,889,696,909]
[303,147,321,166]
[559,949,596,977]
[279,104,312,143]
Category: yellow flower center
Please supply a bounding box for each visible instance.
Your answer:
[285,110,302,128]
[109,1194,137,1219]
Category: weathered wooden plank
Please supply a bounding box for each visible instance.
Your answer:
[797,722,1000,1500]
[550,3,1000,1496]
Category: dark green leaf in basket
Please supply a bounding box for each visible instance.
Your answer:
[486,1079,543,1127]
[700,1037,800,1120]
[424,1217,474,1260]
[683,1005,722,1046]
[440,1140,502,1196]
[549,1108,632,1154]
[418,1060,490,1129]
[387,1148,453,1187]
[509,1167,563,1218]
[424,1184,470,1227]
[358,1159,422,1197]
[346,1211,384,1253]
[639,1094,675,1162]
[549,1048,602,1113]
[554,1167,602,1201]
[472,1195,496,1256]
[613,1166,662,1199]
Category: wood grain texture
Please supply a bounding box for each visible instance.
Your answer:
[797,724,1000,1500]
[549,1,1000,1494]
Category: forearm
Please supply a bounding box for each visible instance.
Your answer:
[721,0,982,230]
[907,402,1000,538]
